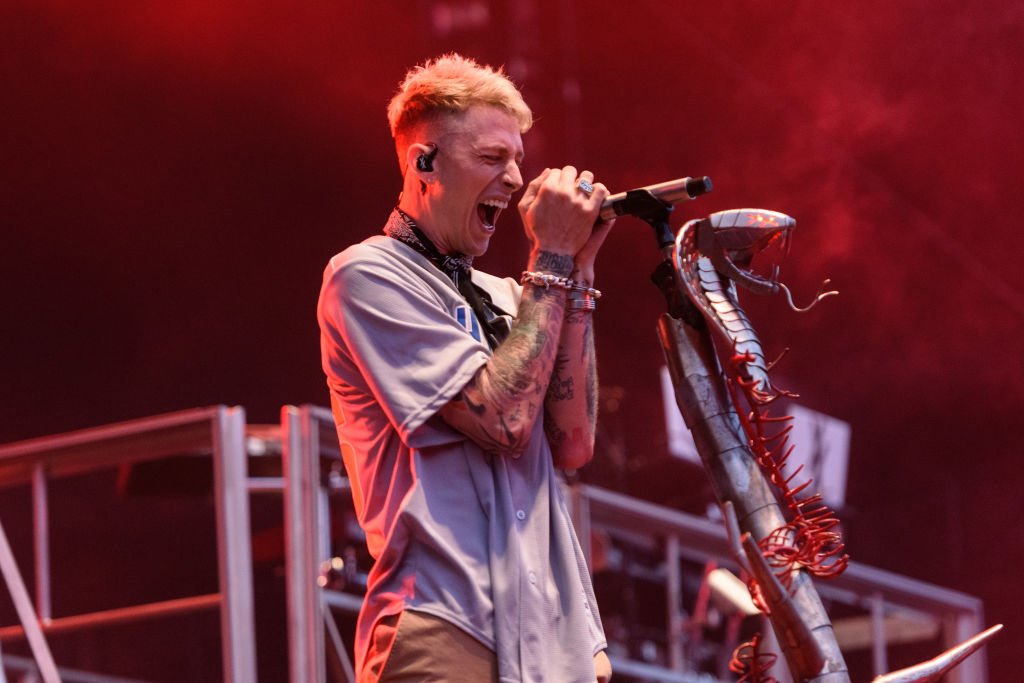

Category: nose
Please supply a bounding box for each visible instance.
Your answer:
[503,160,523,192]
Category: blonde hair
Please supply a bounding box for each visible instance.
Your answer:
[387,53,533,143]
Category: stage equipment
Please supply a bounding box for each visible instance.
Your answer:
[1,404,995,683]
[0,407,258,682]
[633,189,1001,682]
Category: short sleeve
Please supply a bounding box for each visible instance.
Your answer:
[318,250,490,446]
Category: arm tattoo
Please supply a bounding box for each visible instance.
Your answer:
[565,309,591,324]
[533,250,574,276]
[541,296,599,465]
[460,391,486,416]
[583,317,598,420]
[487,314,551,394]
[544,418,568,452]
[547,350,575,401]
[586,357,598,422]
[449,278,567,456]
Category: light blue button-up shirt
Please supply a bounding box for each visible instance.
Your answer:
[318,226,606,682]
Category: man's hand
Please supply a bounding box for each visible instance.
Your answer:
[519,166,610,266]
[439,166,614,461]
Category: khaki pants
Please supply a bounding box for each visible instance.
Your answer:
[364,610,611,683]
[366,611,498,682]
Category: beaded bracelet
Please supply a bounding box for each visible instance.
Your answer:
[520,270,602,299]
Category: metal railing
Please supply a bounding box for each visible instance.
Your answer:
[0,406,990,683]
[0,406,257,683]
[282,403,990,683]
[572,484,989,683]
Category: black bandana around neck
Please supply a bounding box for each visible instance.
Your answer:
[385,208,511,350]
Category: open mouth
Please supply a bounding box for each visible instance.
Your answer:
[477,199,507,229]
[720,225,793,281]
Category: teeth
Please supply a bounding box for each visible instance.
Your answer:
[480,199,508,209]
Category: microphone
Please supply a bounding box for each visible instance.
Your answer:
[599,176,713,222]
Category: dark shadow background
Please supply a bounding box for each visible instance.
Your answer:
[2,1,1021,680]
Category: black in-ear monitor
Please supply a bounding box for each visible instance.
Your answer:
[416,144,438,172]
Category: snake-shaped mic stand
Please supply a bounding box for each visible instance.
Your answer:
[638,187,1001,682]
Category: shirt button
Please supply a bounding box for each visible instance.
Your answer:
[528,571,537,585]
[515,509,526,521]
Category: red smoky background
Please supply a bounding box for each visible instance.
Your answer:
[2,1,1022,680]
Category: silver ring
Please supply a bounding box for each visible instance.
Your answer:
[577,178,595,196]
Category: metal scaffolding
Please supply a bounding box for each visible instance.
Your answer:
[0,406,992,682]
[0,407,257,683]
[280,404,991,683]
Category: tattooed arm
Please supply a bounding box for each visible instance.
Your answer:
[543,284,598,469]
[543,216,613,470]
[439,166,609,458]
[439,250,571,457]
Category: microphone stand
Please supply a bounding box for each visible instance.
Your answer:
[611,189,676,250]
[644,185,851,681]
[642,191,999,681]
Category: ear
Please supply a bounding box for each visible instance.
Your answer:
[406,143,438,177]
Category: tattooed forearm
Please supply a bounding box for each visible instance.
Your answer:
[487,324,548,395]
[441,275,568,457]
[564,308,591,324]
[543,294,598,468]
[533,250,575,276]
[548,378,575,402]
[544,418,568,452]
[586,355,597,422]
[547,350,575,401]
[582,317,598,421]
